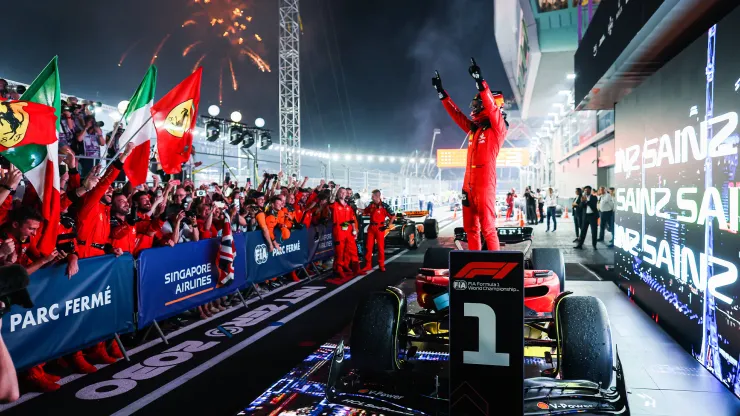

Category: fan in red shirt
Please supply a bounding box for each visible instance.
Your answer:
[432,58,508,251]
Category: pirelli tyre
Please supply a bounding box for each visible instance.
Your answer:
[423,247,453,269]
[557,295,613,388]
[423,218,439,239]
[403,225,419,250]
[350,287,406,372]
[531,248,566,293]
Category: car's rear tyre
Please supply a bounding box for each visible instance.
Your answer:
[423,247,453,269]
[423,218,438,239]
[350,288,405,372]
[531,248,566,293]
[557,295,613,388]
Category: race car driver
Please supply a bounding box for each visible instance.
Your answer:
[361,190,395,272]
[432,58,507,251]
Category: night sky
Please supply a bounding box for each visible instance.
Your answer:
[0,0,510,155]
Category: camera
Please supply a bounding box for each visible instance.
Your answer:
[96,120,105,128]
[60,215,76,230]
[56,241,76,254]
[196,190,207,197]
[0,80,26,97]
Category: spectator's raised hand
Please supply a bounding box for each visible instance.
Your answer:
[119,142,135,162]
[82,165,102,191]
[61,146,77,169]
[0,239,15,258]
[0,164,23,191]
[112,248,124,257]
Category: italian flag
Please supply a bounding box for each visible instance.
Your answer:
[0,57,61,256]
[120,65,157,186]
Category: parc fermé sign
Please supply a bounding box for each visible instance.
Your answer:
[74,284,328,401]
[1,255,135,370]
[448,250,524,416]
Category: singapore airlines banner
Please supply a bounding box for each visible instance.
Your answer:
[614,11,740,397]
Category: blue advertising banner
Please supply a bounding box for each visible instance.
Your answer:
[1,255,136,370]
[137,234,247,327]
[245,228,308,284]
[307,223,334,262]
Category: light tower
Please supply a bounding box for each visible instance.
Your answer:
[278,0,301,178]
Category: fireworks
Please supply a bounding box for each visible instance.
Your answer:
[150,34,171,65]
[118,0,270,94]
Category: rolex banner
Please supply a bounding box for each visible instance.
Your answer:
[151,67,202,174]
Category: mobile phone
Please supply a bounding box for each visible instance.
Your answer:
[214,201,226,209]
[196,190,207,197]
[208,186,215,193]
[171,179,181,186]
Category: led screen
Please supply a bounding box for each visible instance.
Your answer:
[614,10,740,396]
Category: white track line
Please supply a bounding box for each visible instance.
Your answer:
[111,249,409,416]
[577,263,603,281]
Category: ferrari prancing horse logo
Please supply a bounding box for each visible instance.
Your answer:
[0,101,30,148]
[163,99,194,138]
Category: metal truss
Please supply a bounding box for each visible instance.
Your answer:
[278,0,301,178]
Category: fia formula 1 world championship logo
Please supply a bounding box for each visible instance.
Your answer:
[254,244,268,265]
[452,280,468,290]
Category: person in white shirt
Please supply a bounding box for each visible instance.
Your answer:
[418,191,426,211]
[598,187,615,247]
[545,188,558,232]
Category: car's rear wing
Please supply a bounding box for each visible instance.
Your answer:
[403,210,429,218]
[454,226,533,244]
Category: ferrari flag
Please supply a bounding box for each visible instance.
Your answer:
[151,67,202,174]
[0,101,58,152]
[120,65,157,187]
[0,57,61,256]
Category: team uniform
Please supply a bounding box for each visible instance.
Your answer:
[362,201,394,271]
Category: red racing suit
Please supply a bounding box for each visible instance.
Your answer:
[329,201,359,273]
[363,202,394,268]
[441,80,506,250]
[75,160,122,258]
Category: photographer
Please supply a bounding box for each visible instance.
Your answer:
[74,115,105,176]
[0,79,23,101]
[161,205,199,245]
[0,164,23,225]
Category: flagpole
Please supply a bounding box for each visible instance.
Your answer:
[99,113,126,168]
[101,114,154,173]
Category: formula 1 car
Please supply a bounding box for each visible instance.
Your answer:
[325,227,629,415]
[362,211,438,250]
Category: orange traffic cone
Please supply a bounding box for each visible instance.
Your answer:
[453,206,457,219]
[564,208,569,219]
[519,210,525,227]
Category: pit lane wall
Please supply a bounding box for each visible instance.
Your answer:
[0,225,334,370]
[613,7,740,398]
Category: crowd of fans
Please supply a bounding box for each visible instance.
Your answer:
[0,120,377,395]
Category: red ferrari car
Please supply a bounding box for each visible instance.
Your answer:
[415,226,566,317]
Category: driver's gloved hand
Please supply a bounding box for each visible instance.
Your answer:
[468,57,485,92]
[432,71,448,100]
